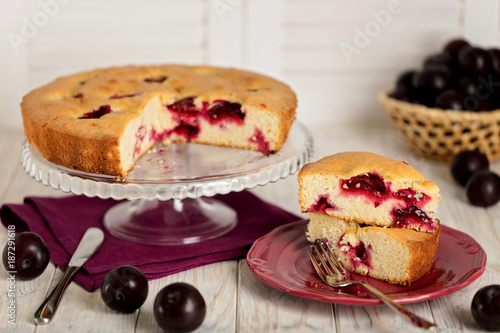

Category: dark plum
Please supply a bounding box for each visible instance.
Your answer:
[489,48,500,73]
[396,70,416,90]
[465,170,500,207]
[413,68,451,91]
[477,99,498,111]
[443,38,470,61]
[341,173,388,199]
[79,105,113,119]
[458,47,493,74]
[486,70,500,85]
[391,39,500,112]
[459,76,499,111]
[389,86,411,102]
[481,71,500,108]
[451,150,489,186]
[2,232,50,280]
[463,97,497,112]
[154,282,206,333]
[412,92,435,107]
[434,89,464,110]
[206,101,245,123]
[100,265,148,313]
[463,95,482,112]
[412,68,451,106]
[471,285,500,331]
[457,77,479,96]
[167,97,197,114]
[423,53,453,74]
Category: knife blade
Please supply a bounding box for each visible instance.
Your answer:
[34,227,104,325]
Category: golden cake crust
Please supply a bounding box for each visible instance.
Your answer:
[22,65,297,177]
[298,151,439,194]
[359,224,441,285]
[298,152,440,231]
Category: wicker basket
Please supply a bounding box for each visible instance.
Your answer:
[379,91,500,162]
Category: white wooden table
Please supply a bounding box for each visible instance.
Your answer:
[1,122,499,333]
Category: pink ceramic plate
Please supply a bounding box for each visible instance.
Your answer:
[247,219,486,305]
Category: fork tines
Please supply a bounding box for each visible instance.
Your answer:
[307,240,348,285]
[307,241,437,328]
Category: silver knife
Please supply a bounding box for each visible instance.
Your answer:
[34,227,104,325]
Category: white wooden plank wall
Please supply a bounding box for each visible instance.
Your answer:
[1,0,500,130]
[25,0,208,87]
[281,0,465,126]
[1,0,209,130]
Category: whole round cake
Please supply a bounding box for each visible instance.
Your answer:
[21,65,297,177]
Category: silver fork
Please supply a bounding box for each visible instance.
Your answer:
[307,240,436,329]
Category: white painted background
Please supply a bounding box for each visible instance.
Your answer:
[1,0,499,131]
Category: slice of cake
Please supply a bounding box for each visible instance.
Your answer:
[298,152,440,232]
[306,212,440,286]
[21,65,297,177]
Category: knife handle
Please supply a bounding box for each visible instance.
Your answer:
[33,265,80,325]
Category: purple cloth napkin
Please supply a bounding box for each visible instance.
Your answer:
[0,191,300,292]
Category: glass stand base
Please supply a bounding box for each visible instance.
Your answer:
[21,122,312,245]
[103,197,238,245]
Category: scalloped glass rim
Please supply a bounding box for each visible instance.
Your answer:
[21,122,313,201]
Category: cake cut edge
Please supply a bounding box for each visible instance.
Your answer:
[21,65,297,177]
[306,212,441,286]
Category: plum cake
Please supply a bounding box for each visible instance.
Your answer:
[307,212,440,286]
[298,152,440,232]
[21,65,297,177]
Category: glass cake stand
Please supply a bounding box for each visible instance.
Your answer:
[21,122,313,245]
